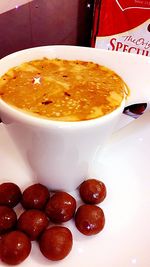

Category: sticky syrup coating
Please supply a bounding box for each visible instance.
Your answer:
[0,182,22,208]
[21,183,50,210]
[0,230,31,265]
[0,205,17,234]
[45,192,76,223]
[79,178,107,204]
[75,204,105,236]
[39,226,73,261]
[17,209,49,240]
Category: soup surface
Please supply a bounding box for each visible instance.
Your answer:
[0,58,128,121]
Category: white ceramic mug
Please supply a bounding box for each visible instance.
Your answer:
[0,46,150,191]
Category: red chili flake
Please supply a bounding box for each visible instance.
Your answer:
[64,92,71,97]
[42,100,53,105]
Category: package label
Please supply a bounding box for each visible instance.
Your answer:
[96,20,150,56]
[92,0,150,56]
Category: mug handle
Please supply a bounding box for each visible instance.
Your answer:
[117,51,150,130]
[116,52,150,109]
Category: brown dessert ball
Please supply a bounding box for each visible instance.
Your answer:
[17,209,49,240]
[39,226,73,261]
[21,183,50,210]
[45,192,76,223]
[0,182,22,207]
[0,206,17,234]
[0,230,31,265]
[79,179,106,204]
[75,204,105,235]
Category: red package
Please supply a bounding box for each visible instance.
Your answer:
[91,0,150,56]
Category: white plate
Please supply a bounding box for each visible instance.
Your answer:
[0,111,150,267]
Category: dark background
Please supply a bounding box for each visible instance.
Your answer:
[0,0,94,59]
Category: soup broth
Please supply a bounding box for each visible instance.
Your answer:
[0,58,128,121]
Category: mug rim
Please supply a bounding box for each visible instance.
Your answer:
[0,98,125,128]
[0,45,126,129]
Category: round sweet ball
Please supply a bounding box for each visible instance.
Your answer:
[21,183,50,210]
[0,182,22,208]
[39,226,73,261]
[0,230,31,265]
[17,209,49,240]
[45,191,76,223]
[75,204,105,236]
[0,205,17,234]
[79,178,106,204]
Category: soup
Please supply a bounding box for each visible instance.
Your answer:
[0,58,128,121]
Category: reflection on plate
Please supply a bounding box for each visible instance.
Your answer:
[0,111,150,267]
